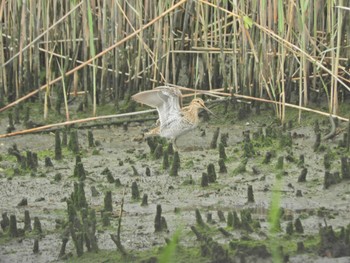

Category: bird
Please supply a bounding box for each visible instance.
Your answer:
[132,86,212,150]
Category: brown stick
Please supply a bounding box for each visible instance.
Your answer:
[179,86,349,122]
[209,88,350,122]
[0,109,156,139]
[110,188,127,256]
[1,87,349,139]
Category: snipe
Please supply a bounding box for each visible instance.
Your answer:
[132,86,212,149]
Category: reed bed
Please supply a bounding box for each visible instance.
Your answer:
[0,0,349,123]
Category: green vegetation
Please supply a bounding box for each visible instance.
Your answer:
[64,245,208,263]
[268,177,283,262]
[158,229,181,263]
[0,1,349,261]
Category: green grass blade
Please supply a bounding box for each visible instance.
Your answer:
[158,229,181,263]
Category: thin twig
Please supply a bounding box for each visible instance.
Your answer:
[110,188,127,256]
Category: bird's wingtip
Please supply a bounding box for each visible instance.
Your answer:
[131,92,142,103]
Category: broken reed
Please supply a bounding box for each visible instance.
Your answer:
[0,0,349,123]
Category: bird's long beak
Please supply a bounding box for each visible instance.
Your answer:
[203,105,215,116]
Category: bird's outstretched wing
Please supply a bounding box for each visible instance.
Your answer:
[132,86,182,125]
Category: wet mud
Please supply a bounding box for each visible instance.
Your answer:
[0,107,349,263]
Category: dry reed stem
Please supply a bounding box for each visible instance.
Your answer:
[189,46,348,61]
[0,109,156,139]
[213,88,349,122]
[178,85,349,123]
[330,0,344,115]
[335,6,350,11]
[2,1,84,67]
[2,87,348,140]
[0,0,188,114]
[114,0,165,84]
[1,86,349,139]
[199,0,350,93]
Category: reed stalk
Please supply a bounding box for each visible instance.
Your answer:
[0,0,349,129]
[86,0,97,116]
[0,0,6,102]
[57,56,70,121]
[2,88,349,139]
[2,1,83,67]
[331,0,344,114]
[0,0,188,113]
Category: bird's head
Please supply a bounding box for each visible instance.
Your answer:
[191,98,205,108]
[191,98,214,115]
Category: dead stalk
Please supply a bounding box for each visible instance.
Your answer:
[110,188,127,256]
[0,0,188,114]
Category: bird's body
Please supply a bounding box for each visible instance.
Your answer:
[132,86,209,148]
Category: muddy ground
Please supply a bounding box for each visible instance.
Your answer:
[0,103,349,263]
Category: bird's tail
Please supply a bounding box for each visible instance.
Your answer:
[144,126,160,137]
